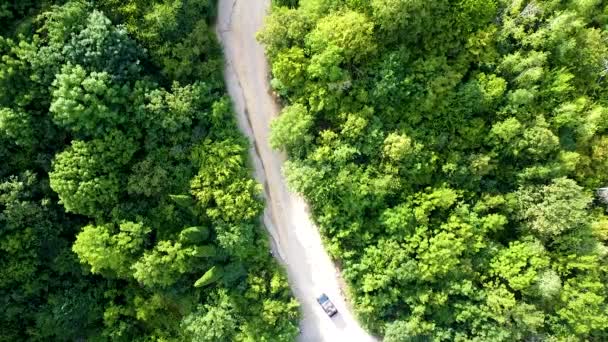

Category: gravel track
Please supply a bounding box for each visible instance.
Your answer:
[215,1,377,341]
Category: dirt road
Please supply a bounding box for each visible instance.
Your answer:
[215,1,377,341]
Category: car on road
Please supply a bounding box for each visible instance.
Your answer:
[317,293,338,317]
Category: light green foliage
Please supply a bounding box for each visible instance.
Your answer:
[258,7,311,59]
[490,237,550,293]
[191,139,264,222]
[307,10,376,63]
[558,275,608,336]
[270,104,314,153]
[536,269,562,300]
[179,226,209,244]
[384,319,433,342]
[371,0,425,34]
[141,82,211,145]
[181,290,237,341]
[237,267,301,341]
[0,107,34,147]
[50,64,130,135]
[194,265,223,287]
[159,19,221,84]
[132,240,210,288]
[73,221,150,278]
[270,47,308,95]
[382,133,413,161]
[49,130,137,216]
[190,137,265,258]
[263,0,608,339]
[516,178,592,238]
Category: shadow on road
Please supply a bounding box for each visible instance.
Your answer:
[332,312,347,331]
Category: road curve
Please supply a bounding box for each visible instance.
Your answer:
[215,1,377,341]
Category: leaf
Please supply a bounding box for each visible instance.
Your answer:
[194,266,223,288]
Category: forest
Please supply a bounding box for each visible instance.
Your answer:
[261,0,608,340]
[0,0,299,341]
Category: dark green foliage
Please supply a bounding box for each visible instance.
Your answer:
[0,0,61,35]
[63,10,142,79]
[1,1,299,340]
[0,171,104,341]
[97,0,222,86]
[273,0,299,8]
[262,0,608,340]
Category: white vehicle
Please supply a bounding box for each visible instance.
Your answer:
[317,293,338,317]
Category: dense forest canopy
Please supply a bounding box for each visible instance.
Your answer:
[261,0,608,340]
[0,0,298,341]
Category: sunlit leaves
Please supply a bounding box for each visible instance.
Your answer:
[50,64,130,135]
[0,107,34,147]
[515,178,592,239]
[263,0,608,339]
[49,130,137,216]
[307,10,375,63]
[73,221,150,278]
[132,240,212,288]
[270,103,314,153]
[490,237,550,293]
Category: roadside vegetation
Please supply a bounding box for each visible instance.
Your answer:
[0,1,299,340]
[261,0,608,340]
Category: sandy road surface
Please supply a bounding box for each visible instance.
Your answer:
[215,1,377,341]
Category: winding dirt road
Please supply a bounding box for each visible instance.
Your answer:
[215,1,377,341]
